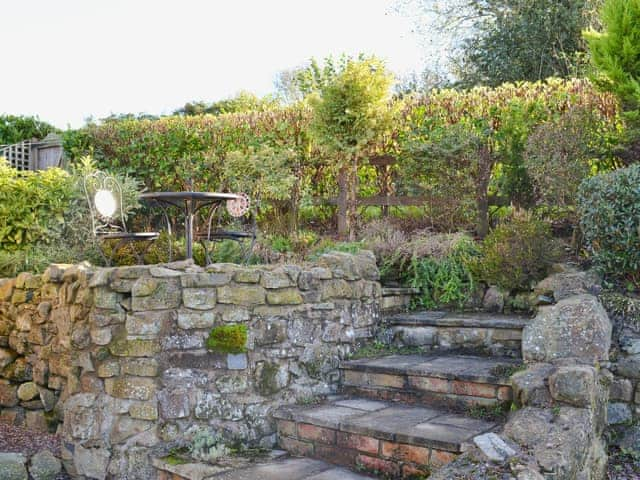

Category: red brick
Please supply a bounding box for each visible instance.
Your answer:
[430,449,457,467]
[497,386,513,401]
[277,419,297,438]
[297,423,336,444]
[337,431,379,455]
[451,380,496,398]
[356,454,400,477]
[380,441,430,465]
[409,376,450,393]
[279,436,314,456]
[315,444,358,467]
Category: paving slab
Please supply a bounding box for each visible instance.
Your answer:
[277,405,369,429]
[387,311,530,329]
[333,398,389,411]
[340,405,443,440]
[210,457,374,480]
[342,353,521,385]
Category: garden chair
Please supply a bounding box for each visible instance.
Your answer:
[83,170,159,265]
[196,193,257,265]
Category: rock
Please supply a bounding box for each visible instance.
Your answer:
[0,452,28,480]
[473,432,517,462]
[131,278,181,311]
[482,286,505,313]
[548,365,596,408]
[0,348,17,369]
[522,294,611,363]
[158,389,190,419]
[619,425,640,452]
[177,310,216,329]
[182,288,216,310]
[74,444,110,480]
[266,288,303,305]
[217,285,266,306]
[180,273,230,288]
[227,353,247,370]
[516,469,545,480]
[17,382,39,401]
[29,450,61,480]
[0,380,19,407]
[615,354,640,379]
[104,377,156,400]
[533,269,600,301]
[261,270,295,289]
[37,387,57,412]
[610,378,634,402]
[607,402,633,425]
[511,364,555,407]
[393,326,436,347]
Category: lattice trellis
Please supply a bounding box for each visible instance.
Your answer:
[0,141,32,170]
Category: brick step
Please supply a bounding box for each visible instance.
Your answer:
[385,311,530,357]
[341,354,519,409]
[154,455,375,480]
[274,397,496,478]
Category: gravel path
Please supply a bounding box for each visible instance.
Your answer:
[0,420,70,479]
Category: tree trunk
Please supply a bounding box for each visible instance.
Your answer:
[337,166,349,239]
[476,146,494,239]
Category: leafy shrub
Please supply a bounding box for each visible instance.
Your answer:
[403,235,480,309]
[206,324,248,354]
[578,164,640,284]
[474,217,560,290]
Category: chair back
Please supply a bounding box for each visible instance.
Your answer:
[82,170,128,237]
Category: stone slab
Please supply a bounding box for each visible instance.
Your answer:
[388,311,529,329]
[280,405,369,430]
[342,354,520,385]
[340,405,442,441]
[332,399,389,412]
[211,457,336,480]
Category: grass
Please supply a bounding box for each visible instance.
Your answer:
[347,341,426,360]
[467,403,510,422]
[489,363,526,378]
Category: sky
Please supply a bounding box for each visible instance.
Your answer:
[2,0,429,129]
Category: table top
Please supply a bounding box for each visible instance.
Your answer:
[140,191,241,201]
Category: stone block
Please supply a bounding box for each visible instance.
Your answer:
[180,273,231,288]
[109,337,160,357]
[182,288,216,310]
[29,450,61,480]
[610,378,633,402]
[234,269,261,284]
[17,382,39,401]
[0,348,17,370]
[177,310,216,330]
[126,310,172,337]
[261,270,295,289]
[0,278,16,301]
[121,358,159,377]
[129,401,159,420]
[90,327,112,346]
[104,376,156,400]
[321,279,353,300]
[266,288,303,305]
[25,410,49,433]
[97,361,120,378]
[158,389,190,419]
[549,365,597,408]
[74,444,109,480]
[227,353,248,370]
[218,285,266,306]
[0,380,18,407]
[131,278,181,311]
[511,364,555,407]
[616,354,640,379]
[93,287,119,309]
[608,402,633,425]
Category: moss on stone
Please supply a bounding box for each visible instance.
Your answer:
[206,324,247,354]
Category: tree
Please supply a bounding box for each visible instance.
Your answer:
[399,0,601,86]
[175,91,280,116]
[0,115,58,145]
[584,0,640,126]
[309,56,396,239]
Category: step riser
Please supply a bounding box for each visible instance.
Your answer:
[341,370,512,409]
[277,420,455,479]
[388,325,522,358]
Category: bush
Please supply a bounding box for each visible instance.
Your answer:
[475,217,560,290]
[578,164,640,285]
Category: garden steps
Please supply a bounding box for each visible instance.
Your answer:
[340,353,519,410]
[385,311,530,357]
[274,396,497,478]
[154,455,375,480]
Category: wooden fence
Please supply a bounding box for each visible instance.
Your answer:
[0,133,63,171]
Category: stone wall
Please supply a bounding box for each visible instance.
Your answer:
[0,252,381,479]
[0,265,90,433]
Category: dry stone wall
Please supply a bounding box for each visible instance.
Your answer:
[0,251,381,479]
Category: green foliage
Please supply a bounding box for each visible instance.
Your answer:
[348,341,426,360]
[176,91,281,116]
[403,236,480,309]
[206,324,248,354]
[585,0,640,126]
[578,164,640,285]
[0,115,58,145]
[457,0,599,86]
[0,160,77,250]
[267,235,293,253]
[474,217,560,290]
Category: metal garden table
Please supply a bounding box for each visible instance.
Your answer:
[140,191,241,260]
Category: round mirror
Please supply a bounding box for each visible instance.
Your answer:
[95,189,117,218]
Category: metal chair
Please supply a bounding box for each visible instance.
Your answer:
[196,193,257,265]
[83,170,159,265]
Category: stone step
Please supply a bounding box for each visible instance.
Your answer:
[154,455,375,480]
[341,354,520,409]
[274,397,497,478]
[385,311,530,357]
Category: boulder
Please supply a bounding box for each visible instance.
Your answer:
[511,363,555,407]
[482,286,505,313]
[523,294,611,363]
[548,365,596,408]
[0,453,28,480]
[29,450,61,480]
[533,269,600,302]
[607,402,633,425]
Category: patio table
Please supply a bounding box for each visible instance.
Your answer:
[140,191,241,260]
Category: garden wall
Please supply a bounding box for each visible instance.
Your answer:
[0,252,382,479]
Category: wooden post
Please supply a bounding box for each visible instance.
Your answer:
[337,166,349,239]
